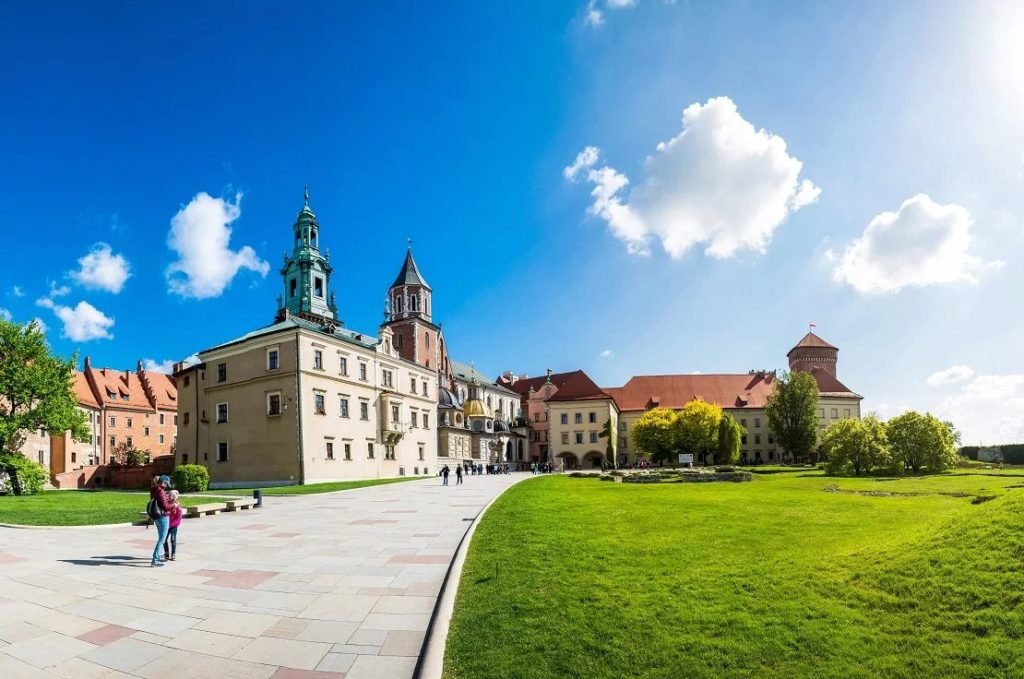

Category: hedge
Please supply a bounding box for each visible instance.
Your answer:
[173,464,210,492]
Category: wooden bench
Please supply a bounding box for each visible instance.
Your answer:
[225,498,256,511]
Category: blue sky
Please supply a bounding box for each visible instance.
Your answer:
[1,1,1022,444]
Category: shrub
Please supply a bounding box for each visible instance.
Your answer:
[715,466,737,473]
[173,464,209,492]
[0,453,49,495]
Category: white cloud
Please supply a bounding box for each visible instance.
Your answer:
[47,282,70,299]
[926,364,976,387]
[28,317,48,333]
[142,358,176,373]
[829,194,1003,294]
[584,0,636,26]
[9,286,24,298]
[933,373,1024,445]
[70,243,132,293]
[38,299,114,341]
[566,96,819,259]
[0,307,11,321]
[166,192,269,299]
[599,349,614,358]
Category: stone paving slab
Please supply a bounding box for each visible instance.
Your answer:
[0,473,526,677]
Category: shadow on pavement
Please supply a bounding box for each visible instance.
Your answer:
[58,555,151,567]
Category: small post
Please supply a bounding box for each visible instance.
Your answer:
[253,488,263,508]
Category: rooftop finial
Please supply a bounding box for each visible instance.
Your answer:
[304,185,310,206]
[407,237,413,250]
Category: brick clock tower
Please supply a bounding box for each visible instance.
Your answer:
[382,244,447,375]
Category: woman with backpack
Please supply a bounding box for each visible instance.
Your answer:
[148,475,172,568]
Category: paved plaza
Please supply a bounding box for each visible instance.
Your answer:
[0,474,527,678]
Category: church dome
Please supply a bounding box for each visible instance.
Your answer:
[492,419,509,433]
[438,387,461,409]
[463,397,490,418]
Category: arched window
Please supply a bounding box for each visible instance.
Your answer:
[411,295,419,312]
[396,296,403,312]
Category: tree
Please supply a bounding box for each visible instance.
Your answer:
[0,319,88,456]
[631,407,678,464]
[675,399,722,465]
[598,418,616,466]
[765,371,819,462]
[820,416,890,475]
[716,412,743,466]
[888,411,960,473]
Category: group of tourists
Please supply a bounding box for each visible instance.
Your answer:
[439,461,518,485]
[530,462,555,474]
[147,474,183,567]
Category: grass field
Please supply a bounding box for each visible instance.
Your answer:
[217,475,426,496]
[0,490,233,526]
[444,470,1024,679]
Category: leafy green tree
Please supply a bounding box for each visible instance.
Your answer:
[887,411,959,473]
[0,320,88,476]
[675,399,722,465]
[821,416,890,475]
[631,407,678,464]
[765,371,820,462]
[598,418,616,466]
[716,412,743,466]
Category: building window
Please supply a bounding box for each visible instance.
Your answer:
[267,393,282,416]
[741,434,747,445]
[217,403,228,423]
[340,357,348,375]
[410,376,418,393]
[560,413,568,425]
[561,432,569,445]
[391,404,400,424]
[290,277,297,298]
[422,380,428,397]
[326,442,334,460]
[754,418,761,428]
[314,393,326,415]
[383,369,393,388]
[314,276,324,298]
[574,413,582,424]
[183,412,190,426]
[314,350,323,370]
[754,434,761,445]
[159,413,165,425]
[367,442,375,459]
[217,363,226,382]
[360,402,369,420]
[590,432,598,444]
[126,436,133,448]
[385,445,396,460]
[217,442,229,462]
[740,418,747,428]
[423,414,429,429]
[267,348,279,370]
[843,408,851,418]
[184,375,190,387]
[68,451,73,464]
[575,432,583,444]
[159,434,165,444]
[359,363,367,381]
[344,443,352,460]
[589,412,597,423]
[619,421,626,431]
[109,435,116,448]
[769,450,776,461]
[340,398,350,418]
[126,417,133,428]
[144,426,150,437]
[173,415,178,426]
[418,445,425,460]
[411,411,419,428]
[831,408,839,419]
[109,416,116,427]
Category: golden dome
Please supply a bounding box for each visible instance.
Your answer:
[463,398,490,418]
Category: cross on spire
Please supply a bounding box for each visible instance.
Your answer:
[303,185,310,206]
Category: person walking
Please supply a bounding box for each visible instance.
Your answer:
[455,465,463,485]
[148,475,172,567]
[441,465,450,486]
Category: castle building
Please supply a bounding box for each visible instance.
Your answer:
[174,191,438,488]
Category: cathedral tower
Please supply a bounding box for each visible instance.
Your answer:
[277,187,338,323]
[382,243,443,372]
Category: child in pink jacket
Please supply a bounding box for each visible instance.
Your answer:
[163,490,183,561]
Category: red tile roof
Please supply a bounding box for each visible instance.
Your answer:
[787,332,837,356]
[608,373,778,411]
[89,367,153,410]
[72,371,100,409]
[499,370,610,402]
[805,367,862,398]
[143,370,177,409]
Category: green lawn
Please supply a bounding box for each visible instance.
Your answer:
[217,475,427,496]
[444,471,1024,679]
[0,490,233,526]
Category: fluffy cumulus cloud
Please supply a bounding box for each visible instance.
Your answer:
[933,373,1024,445]
[37,298,114,341]
[926,364,976,387]
[70,243,132,293]
[829,194,1003,294]
[565,97,820,258]
[166,192,269,299]
[584,0,636,26]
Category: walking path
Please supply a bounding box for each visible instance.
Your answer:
[0,473,528,679]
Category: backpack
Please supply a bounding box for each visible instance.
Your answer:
[146,498,164,521]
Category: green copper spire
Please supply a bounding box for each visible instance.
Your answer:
[279,186,335,321]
